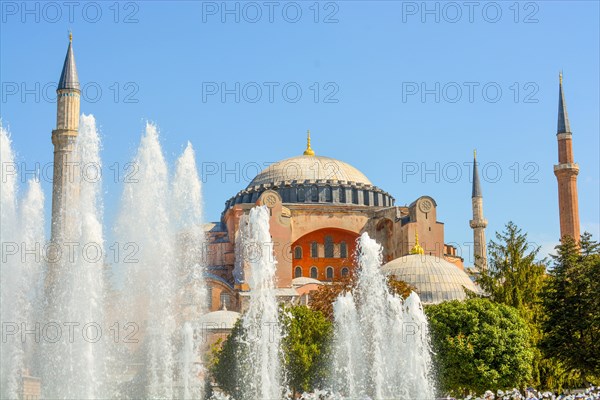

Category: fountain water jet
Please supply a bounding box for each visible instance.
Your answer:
[116,123,207,398]
[331,232,435,400]
[173,141,208,399]
[236,205,284,400]
[1,123,46,399]
[38,114,108,399]
[1,117,208,398]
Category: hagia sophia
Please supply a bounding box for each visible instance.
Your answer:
[14,36,584,396]
[44,34,583,342]
[201,134,482,316]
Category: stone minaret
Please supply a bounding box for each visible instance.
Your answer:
[470,151,487,270]
[50,33,80,246]
[554,73,580,242]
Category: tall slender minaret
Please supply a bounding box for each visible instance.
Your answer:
[470,150,488,270]
[554,72,580,242]
[50,33,80,245]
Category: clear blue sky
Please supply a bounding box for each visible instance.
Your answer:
[1,1,599,264]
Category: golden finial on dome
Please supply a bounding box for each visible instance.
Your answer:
[410,232,424,255]
[69,30,72,42]
[303,129,315,156]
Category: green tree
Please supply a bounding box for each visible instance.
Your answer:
[474,221,549,386]
[476,221,547,322]
[208,321,246,399]
[542,233,600,385]
[281,305,333,396]
[209,305,333,398]
[426,298,534,396]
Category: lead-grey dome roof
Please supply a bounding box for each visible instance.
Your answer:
[248,155,372,188]
[224,153,395,212]
[382,254,478,304]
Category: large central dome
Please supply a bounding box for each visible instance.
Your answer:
[248,155,373,187]
[223,133,395,211]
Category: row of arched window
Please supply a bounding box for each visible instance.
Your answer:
[295,266,350,280]
[294,236,348,259]
[287,185,384,205]
[225,184,394,211]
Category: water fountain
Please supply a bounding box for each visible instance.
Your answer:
[331,232,436,400]
[40,114,108,398]
[115,122,206,399]
[235,205,284,400]
[0,118,207,399]
[1,123,46,400]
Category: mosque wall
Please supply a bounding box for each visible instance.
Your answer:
[290,228,359,281]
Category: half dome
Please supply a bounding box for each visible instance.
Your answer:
[382,254,478,304]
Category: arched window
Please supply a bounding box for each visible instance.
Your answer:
[281,187,290,202]
[297,186,305,202]
[294,266,302,278]
[311,241,318,258]
[311,185,319,202]
[310,266,318,279]
[364,190,370,205]
[374,193,379,206]
[324,235,334,258]
[352,188,359,204]
[294,246,302,259]
[325,186,333,202]
[339,187,346,203]
[340,241,348,258]
[326,266,334,280]
[220,293,231,310]
[341,267,349,277]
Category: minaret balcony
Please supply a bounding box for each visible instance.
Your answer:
[553,163,579,174]
[470,219,488,229]
[557,132,573,140]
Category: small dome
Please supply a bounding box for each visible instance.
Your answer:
[382,254,477,304]
[292,277,324,287]
[248,155,372,188]
[197,309,240,330]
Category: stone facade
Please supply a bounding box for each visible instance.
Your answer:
[20,370,41,400]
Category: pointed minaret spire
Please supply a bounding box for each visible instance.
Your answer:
[472,149,482,198]
[58,31,79,90]
[470,150,488,270]
[557,71,571,134]
[303,129,315,156]
[554,72,580,242]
